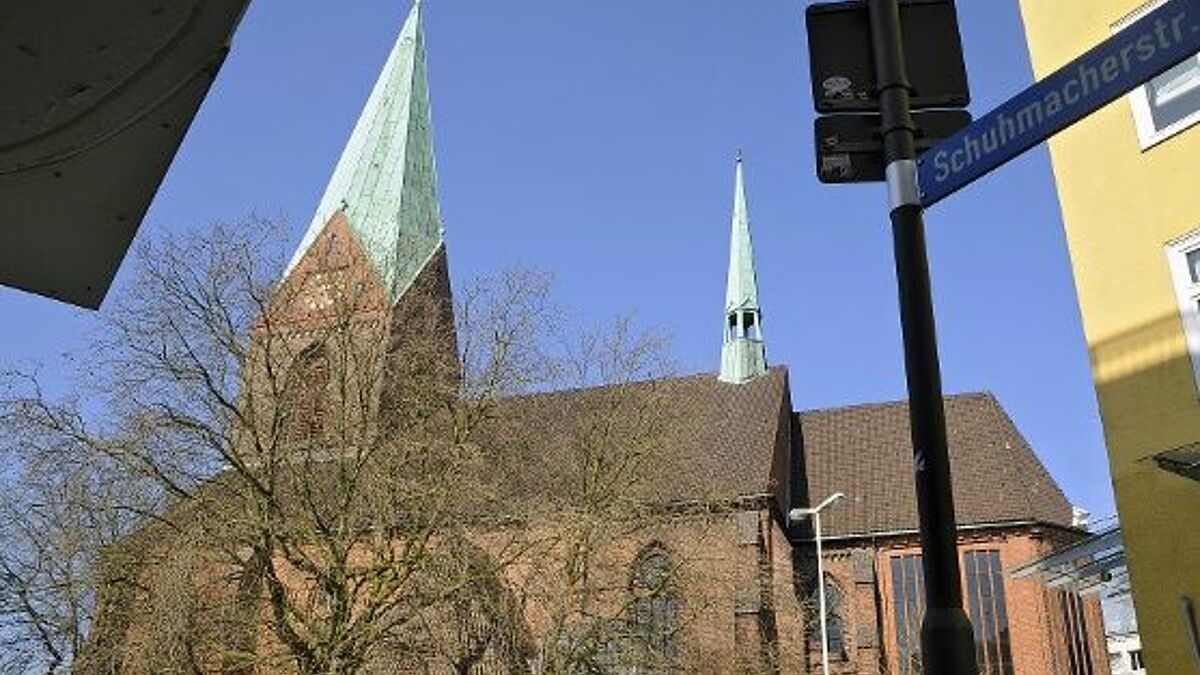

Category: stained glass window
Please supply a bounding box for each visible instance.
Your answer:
[629,546,680,674]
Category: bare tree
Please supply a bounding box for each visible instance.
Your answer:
[0,218,536,674]
[0,370,158,675]
[0,217,697,675]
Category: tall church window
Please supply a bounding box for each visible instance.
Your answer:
[283,345,330,444]
[629,544,681,673]
[891,551,1017,675]
[964,550,1014,675]
[890,554,926,675]
[823,575,847,658]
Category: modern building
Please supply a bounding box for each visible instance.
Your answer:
[1102,555,1147,675]
[1110,634,1148,675]
[1016,1,1200,670]
[84,4,1110,673]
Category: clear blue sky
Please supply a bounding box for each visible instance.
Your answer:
[0,1,1116,517]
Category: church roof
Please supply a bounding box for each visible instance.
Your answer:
[481,366,792,508]
[138,376,1071,540]
[95,377,1074,571]
[286,1,442,303]
[796,392,1075,539]
[477,374,1073,539]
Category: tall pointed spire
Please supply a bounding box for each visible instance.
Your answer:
[286,0,442,304]
[719,153,768,384]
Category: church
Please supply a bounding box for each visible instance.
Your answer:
[83,3,1110,674]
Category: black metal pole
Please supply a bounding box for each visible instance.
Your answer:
[866,1,979,673]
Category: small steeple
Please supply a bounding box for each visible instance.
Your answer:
[286,0,442,304]
[719,153,768,384]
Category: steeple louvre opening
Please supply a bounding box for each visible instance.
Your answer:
[725,309,763,342]
[743,310,762,342]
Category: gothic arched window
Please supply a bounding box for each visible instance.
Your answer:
[824,575,847,659]
[629,544,681,673]
[810,573,848,660]
[283,344,329,444]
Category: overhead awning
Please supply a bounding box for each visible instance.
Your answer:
[1009,527,1125,595]
[1154,442,1200,483]
[0,0,251,309]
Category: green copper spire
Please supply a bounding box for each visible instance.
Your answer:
[719,153,768,384]
[287,0,442,303]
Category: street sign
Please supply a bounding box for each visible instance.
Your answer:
[806,0,970,113]
[816,110,973,183]
[918,0,1200,207]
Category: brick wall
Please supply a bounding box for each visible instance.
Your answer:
[842,526,1111,675]
[85,502,1109,675]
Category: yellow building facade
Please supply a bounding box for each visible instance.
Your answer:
[1017,0,1200,670]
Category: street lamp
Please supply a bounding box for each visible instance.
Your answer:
[789,492,846,675]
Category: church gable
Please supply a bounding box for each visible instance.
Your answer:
[265,212,456,448]
[273,210,391,326]
[796,392,1075,539]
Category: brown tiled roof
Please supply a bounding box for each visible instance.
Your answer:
[796,392,1074,539]
[481,366,791,507]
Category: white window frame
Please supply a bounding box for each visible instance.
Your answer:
[1114,0,1200,149]
[1165,230,1200,394]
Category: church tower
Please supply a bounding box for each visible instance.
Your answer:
[287,0,444,302]
[719,154,767,384]
[279,0,457,429]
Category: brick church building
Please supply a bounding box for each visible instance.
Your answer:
[83,3,1110,674]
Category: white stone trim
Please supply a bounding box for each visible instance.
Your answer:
[1113,0,1200,149]
[1164,229,1200,395]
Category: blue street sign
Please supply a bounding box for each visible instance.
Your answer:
[918,0,1200,207]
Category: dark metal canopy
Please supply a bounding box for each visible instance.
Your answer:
[0,0,251,308]
[1154,443,1200,483]
[1010,527,1125,595]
